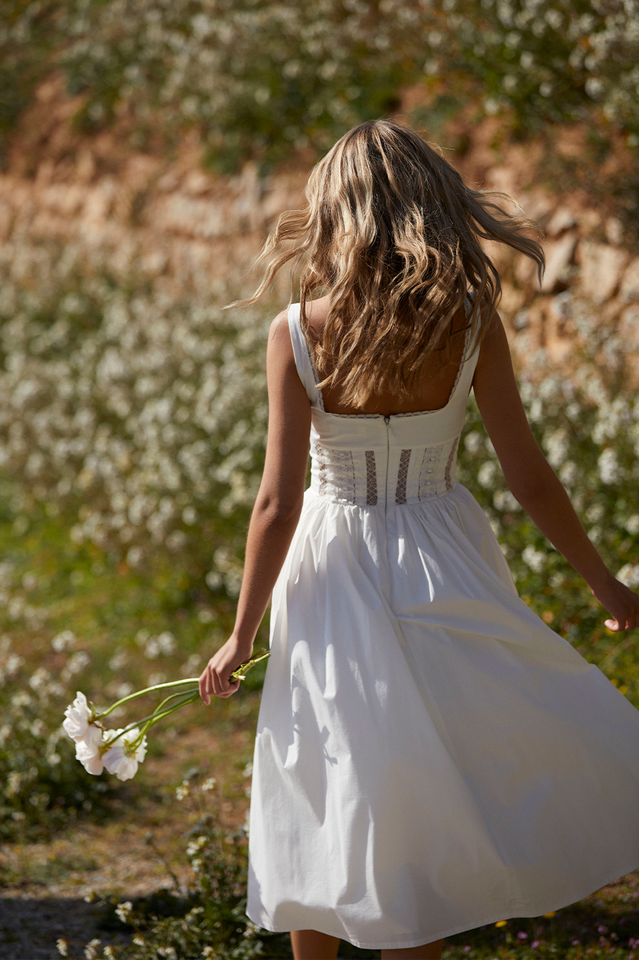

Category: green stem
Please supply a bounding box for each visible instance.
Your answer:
[101,693,198,750]
[94,678,200,721]
[135,694,200,745]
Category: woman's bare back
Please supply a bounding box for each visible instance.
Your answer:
[303,295,471,418]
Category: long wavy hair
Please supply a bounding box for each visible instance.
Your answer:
[238,119,545,406]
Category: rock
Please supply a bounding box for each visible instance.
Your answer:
[183,170,211,195]
[541,233,577,292]
[545,206,576,237]
[578,241,629,303]
[620,257,639,301]
[605,217,624,246]
[514,256,536,286]
[617,305,639,351]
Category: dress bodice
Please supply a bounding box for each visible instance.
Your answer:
[288,302,480,507]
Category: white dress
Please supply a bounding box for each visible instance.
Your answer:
[246,302,639,951]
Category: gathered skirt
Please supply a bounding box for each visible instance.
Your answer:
[246,483,639,950]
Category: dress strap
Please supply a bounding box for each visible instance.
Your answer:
[435,294,479,410]
[450,294,481,402]
[287,303,324,409]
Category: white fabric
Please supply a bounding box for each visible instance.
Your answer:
[246,303,639,950]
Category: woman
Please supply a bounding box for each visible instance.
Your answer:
[199,119,639,959]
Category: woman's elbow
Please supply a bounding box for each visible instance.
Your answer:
[253,492,303,525]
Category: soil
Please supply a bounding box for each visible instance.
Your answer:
[0,722,255,959]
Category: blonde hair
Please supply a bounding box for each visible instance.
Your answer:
[240,119,545,406]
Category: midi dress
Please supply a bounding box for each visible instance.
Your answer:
[246,301,639,951]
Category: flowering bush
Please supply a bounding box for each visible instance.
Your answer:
[0,247,270,596]
[0,633,116,840]
[457,295,639,685]
[69,773,293,960]
[2,0,639,171]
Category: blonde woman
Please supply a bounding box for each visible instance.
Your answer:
[199,120,639,960]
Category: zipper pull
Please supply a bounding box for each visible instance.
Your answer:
[384,416,390,425]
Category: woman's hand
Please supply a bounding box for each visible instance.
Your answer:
[199,636,252,704]
[590,572,639,633]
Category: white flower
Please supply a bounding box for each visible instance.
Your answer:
[597,448,619,484]
[75,727,105,776]
[84,939,101,960]
[478,461,497,488]
[63,691,93,741]
[624,514,639,535]
[618,564,639,589]
[522,545,546,573]
[103,727,147,781]
[115,901,133,923]
[56,940,69,957]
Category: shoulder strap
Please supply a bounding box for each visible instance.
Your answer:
[287,303,324,409]
[448,294,481,403]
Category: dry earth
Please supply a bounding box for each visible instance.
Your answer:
[0,720,256,960]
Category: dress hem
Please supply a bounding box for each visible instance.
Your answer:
[246,858,639,951]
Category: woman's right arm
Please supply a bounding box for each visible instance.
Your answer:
[472,310,639,633]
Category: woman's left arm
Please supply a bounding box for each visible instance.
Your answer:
[199,310,312,703]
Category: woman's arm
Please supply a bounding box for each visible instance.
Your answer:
[473,310,639,633]
[199,310,312,703]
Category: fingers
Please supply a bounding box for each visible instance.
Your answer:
[198,668,213,705]
[199,662,242,702]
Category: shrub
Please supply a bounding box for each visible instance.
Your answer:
[3,1,639,172]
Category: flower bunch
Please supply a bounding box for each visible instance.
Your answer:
[62,650,269,780]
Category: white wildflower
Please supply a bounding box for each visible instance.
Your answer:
[478,461,497,488]
[624,515,639,535]
[522,545,546,573]
[56,940,69,958]
[201,776,217,792]
[618,564,639,589]
[102,728,147,781]
[543,428,568,469]
[559,461,578,487]
[63,691,94,741]
[84,939,101,959]
[464,430,483,453]
[115,900,133,923]
[52,630,76,652]
[493,490,520,511]
[75,728,105,776]
[597,449,619,484]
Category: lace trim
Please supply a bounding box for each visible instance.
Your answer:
[418,445,444,500]
[395,449,411,504]
[315,442,329,497]
[364,451,378,505]
[444,437,460,491]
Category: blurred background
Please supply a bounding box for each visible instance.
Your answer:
[1,2,639,957]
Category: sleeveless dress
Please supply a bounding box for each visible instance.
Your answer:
[246,302,639,951]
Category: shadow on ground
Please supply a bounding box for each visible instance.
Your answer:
[0,894,129,960]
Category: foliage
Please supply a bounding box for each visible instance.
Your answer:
[0,244,270,596]
[0,474,261,841]
[0,629,117,840]
[0,0,66,166]
[3,1,639,172]
[64,773,639,958]
[456,296,639,690]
